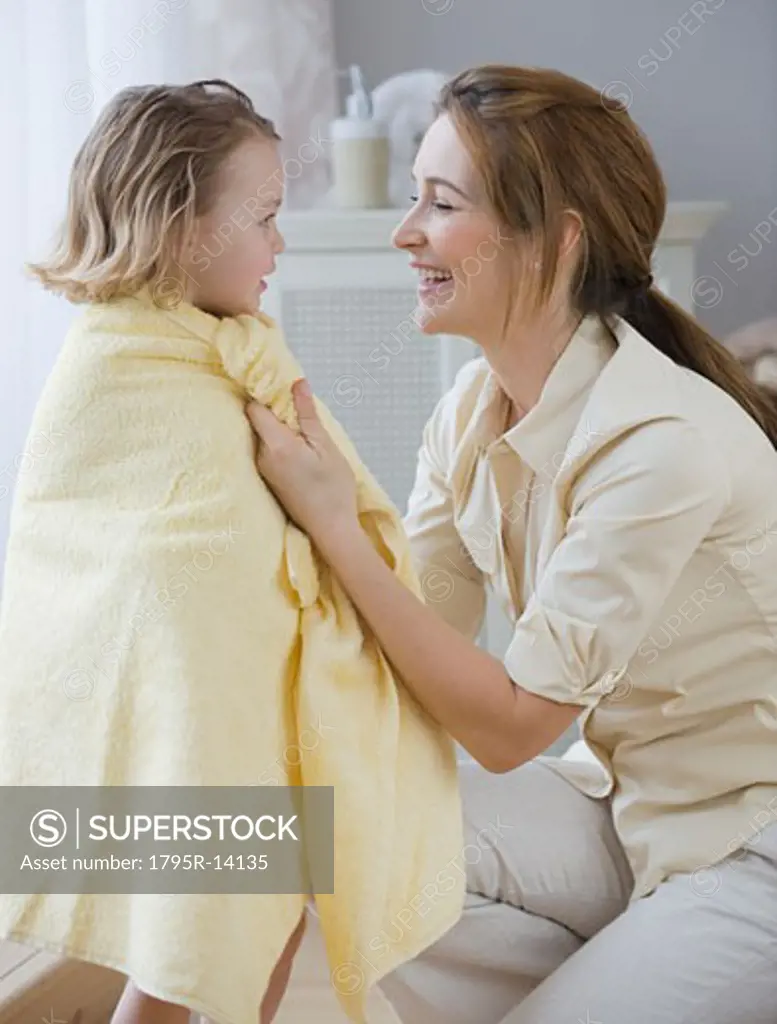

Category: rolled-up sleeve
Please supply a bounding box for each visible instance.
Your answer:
[404,400,487,642]
[504,417,730,706]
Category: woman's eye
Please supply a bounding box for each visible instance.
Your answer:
[408,195,454,212]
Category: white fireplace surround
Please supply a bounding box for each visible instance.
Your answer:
[265,201,727,659]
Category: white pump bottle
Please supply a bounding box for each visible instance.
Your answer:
[329,65,390,209]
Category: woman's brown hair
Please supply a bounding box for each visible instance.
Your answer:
[439,64,777,447]
[28,79,280,304]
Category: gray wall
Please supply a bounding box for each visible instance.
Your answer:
[333,0,777,339]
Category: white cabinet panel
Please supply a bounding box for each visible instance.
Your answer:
[280,286,444,511]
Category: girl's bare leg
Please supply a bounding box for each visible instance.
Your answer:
[259,913,307,1024]
[108,913,307,1024]
[110,981,191,1024]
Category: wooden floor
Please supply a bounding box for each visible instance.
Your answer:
[275,915,400,1024]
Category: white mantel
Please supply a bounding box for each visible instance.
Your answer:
[275,200,728,253]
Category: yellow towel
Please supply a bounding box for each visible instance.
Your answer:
[0,292,464,1024]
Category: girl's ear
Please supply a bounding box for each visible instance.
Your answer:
[174,222,202,276]
[179,222,200,257]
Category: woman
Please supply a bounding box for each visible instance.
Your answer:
[248,65,777,1023]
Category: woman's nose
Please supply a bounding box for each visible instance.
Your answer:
[391,209,425,252]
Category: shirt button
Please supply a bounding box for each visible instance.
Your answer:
[600,672,617,694]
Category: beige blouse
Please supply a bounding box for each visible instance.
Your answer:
[404,313,777,899]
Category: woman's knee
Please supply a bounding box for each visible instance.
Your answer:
[457,758,631,928]
[457,758,549,902]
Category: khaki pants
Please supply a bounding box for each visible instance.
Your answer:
[378,759,777,1024]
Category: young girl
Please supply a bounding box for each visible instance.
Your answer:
[0,81,463,1024]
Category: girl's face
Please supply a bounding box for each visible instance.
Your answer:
[391,114,515,345]
[182,137,286,318]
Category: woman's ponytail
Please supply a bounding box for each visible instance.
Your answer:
[623,287,777,449]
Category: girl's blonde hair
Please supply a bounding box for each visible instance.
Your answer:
[29,79,280,304]
[439,64,777,448]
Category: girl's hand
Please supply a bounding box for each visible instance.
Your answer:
[246,379,359,547]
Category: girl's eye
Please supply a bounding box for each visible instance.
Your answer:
[260,214,276,226]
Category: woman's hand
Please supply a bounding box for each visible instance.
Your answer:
[246,378,359,548]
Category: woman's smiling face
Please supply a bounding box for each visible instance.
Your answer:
[391,113,515,343]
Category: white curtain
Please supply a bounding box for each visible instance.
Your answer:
[0,0,337,565]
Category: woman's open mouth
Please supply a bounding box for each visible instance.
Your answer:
[418,268,455,304]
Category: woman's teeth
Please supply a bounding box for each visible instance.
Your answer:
[420,269,453,282]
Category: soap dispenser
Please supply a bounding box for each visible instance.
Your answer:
[330,65,390,209]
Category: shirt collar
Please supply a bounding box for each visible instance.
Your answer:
[482,314,619,477]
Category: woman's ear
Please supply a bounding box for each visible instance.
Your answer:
[560,209,584,261]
